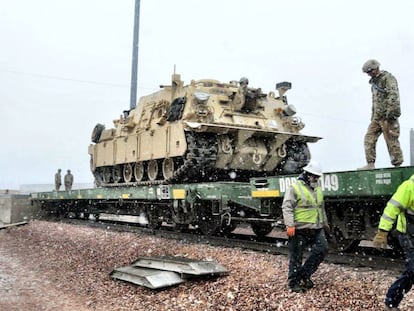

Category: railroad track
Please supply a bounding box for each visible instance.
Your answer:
[58,217,405,272]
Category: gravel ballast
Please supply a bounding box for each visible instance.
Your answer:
[0,220,413,311]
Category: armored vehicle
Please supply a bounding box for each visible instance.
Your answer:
[88,73,320,186]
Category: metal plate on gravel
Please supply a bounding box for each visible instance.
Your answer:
[111,256,228,289]
[131,256,228,277]
[110,266,184,289]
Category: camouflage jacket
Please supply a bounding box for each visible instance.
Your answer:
[64,173,74,186]
[54,173,61,186]
[369,70,400,121]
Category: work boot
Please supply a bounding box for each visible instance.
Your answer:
[301,278,314,289]
[289,284,305,293]
[358,162,375,170]
[384,305,399,311]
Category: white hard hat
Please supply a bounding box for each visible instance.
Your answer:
[303,160,323,177]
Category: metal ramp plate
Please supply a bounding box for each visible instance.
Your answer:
[110,266,184,289]
[131,256,228,277]
[111,256,228,289]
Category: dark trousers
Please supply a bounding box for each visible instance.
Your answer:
[385,234,414,308]
[288,228,328,287]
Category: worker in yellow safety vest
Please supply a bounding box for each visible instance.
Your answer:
[373,174,414,310]
[282,160,329,293]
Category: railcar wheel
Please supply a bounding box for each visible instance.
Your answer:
[198,219,220,236]
[147,160,159,181]
[330,227,361,252]
[196,205,220,236]
[162,158,174,180]
[112,165,122,183]
[123,163,133,183]
[175,224,189,231]
[251,223,273,238]
[102,167,111,184]
[147,212,162,230]
[134,162,144,182]
[221,222,238,235]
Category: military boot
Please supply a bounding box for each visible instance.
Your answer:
[358,162,375,170]
[301,278,314,289]
[289,284,305,293]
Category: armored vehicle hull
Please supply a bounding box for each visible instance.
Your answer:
[88,73,320,186]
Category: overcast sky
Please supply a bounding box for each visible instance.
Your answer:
[1,0,414,190]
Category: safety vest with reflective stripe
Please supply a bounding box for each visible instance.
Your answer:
[292,181,324,228]
[379,174,414,233]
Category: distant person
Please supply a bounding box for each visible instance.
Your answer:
[232,77,249,111]
[359,59,403,170]
[281,161,329,293]
[64,169,74,191]
[54,169,62,191]
[372,173,414,310]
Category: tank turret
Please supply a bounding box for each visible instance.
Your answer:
[88,73,321,186]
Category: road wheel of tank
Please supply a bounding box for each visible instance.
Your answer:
[162,158,174,180]
[123,163,133,183]
[91,156,103,187]
[251,223,273,238]
[93,171,103,187]
[134,162,144,182]
[330,227,361,252]
[112,165,122,183]
[147,160,159,181]
[102,167,112,184]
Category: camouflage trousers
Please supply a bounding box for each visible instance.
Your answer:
[364,119,403,166]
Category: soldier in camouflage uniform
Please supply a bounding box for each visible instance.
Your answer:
[64,169,74,191]
[54,169,62,191]
[232,77,249,111]
[359,59,403,170]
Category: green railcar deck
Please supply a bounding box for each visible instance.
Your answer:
[251,166,414,199]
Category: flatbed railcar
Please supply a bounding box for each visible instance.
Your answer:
[251,165,414,250]
[30,166,414,251]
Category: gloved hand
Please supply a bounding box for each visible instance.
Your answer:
[373,230,388,248]
[323,224,331,235]
[286,226,296,237]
